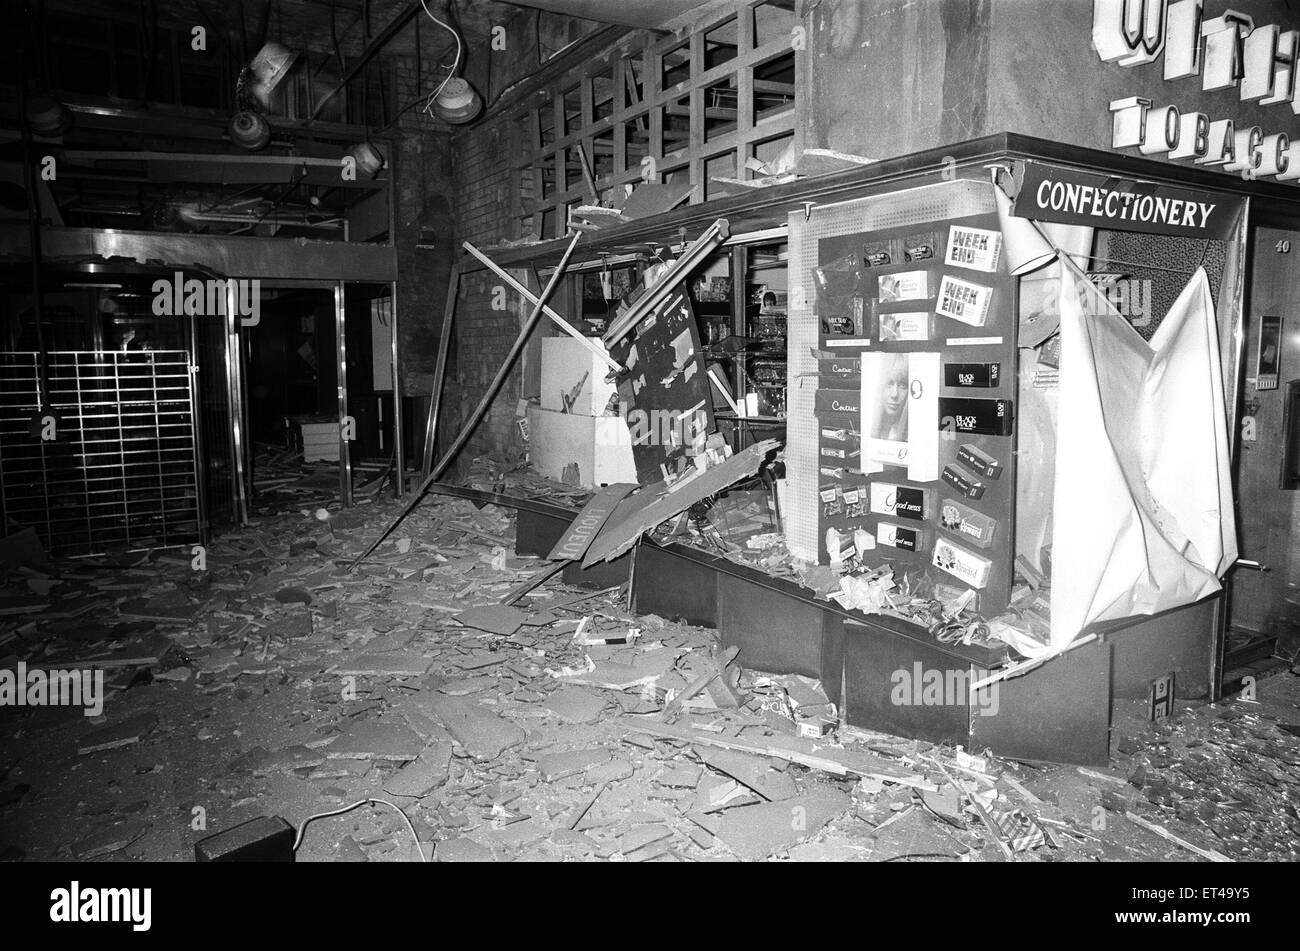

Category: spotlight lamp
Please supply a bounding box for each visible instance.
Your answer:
[26,91,73,136]
[229,111,271,151]
[230,42,299,152]
[347,142,386,179]
[431,78,482,124]
[420,3,482,125]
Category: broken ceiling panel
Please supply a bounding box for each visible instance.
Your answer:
[582,438,781,566]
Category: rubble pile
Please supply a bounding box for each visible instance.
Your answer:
[2,481,1299,862]
[1103,704,1300,861]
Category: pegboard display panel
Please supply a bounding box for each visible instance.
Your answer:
[786,179,993,560]
[786,179,1018,615]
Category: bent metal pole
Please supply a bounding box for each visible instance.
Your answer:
[602,217,730,347]
[462,241,620,373]
[349,230,583,569]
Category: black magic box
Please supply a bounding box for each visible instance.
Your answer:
[939,397,1014,436]
[944,362,1000,388]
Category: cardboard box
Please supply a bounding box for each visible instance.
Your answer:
[957,443,1003,479]
[797,716,835,738]
[939,397,1015,436]
[299,421,340,462]
[876,521,925,551]
[818,356,861,383]
[936,275,994,327]
[814,388,861,417]
[939,497,997,549]
[878,270,931,301]
[942,463,987,500]
[540,337,619,416]
[527,404,637,487]
[945,226,1003,272]
[869,482,931,520]
[932,537,992,588]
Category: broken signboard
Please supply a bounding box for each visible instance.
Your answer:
[609,289,716,484]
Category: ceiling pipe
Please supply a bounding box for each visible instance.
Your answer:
[309,0,424,121]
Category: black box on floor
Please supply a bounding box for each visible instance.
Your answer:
[195,815,295,862]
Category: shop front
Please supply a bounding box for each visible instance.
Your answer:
[476,126,1298,766]
[433,1,1300,767]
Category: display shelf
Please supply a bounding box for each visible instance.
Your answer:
[468,134,1269,753]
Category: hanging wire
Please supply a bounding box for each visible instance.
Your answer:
[373,1,462,132]
[420,0,462,116]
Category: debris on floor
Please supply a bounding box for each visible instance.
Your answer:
[4,465,1300,863]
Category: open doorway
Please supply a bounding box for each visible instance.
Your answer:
[243,285,344,512]
[241,281,398,513]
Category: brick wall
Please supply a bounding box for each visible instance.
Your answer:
[444,7,621,463]
[448,116,522,462]
[392,52,456,403]
[388,40,525,467]
[384,34,478,472]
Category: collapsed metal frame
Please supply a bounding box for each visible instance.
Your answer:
[6,147,405,522]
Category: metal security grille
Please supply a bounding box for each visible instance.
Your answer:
[0,351,201,557]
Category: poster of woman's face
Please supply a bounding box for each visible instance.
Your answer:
[862,352,910,467]
[859,351,940,481]
[871,353,909,440]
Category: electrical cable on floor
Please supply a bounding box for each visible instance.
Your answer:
[293,797,427,862]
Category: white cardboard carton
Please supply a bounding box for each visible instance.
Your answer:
[300,421,340,462]
[540,337,619,416]
[527,404,638,487]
